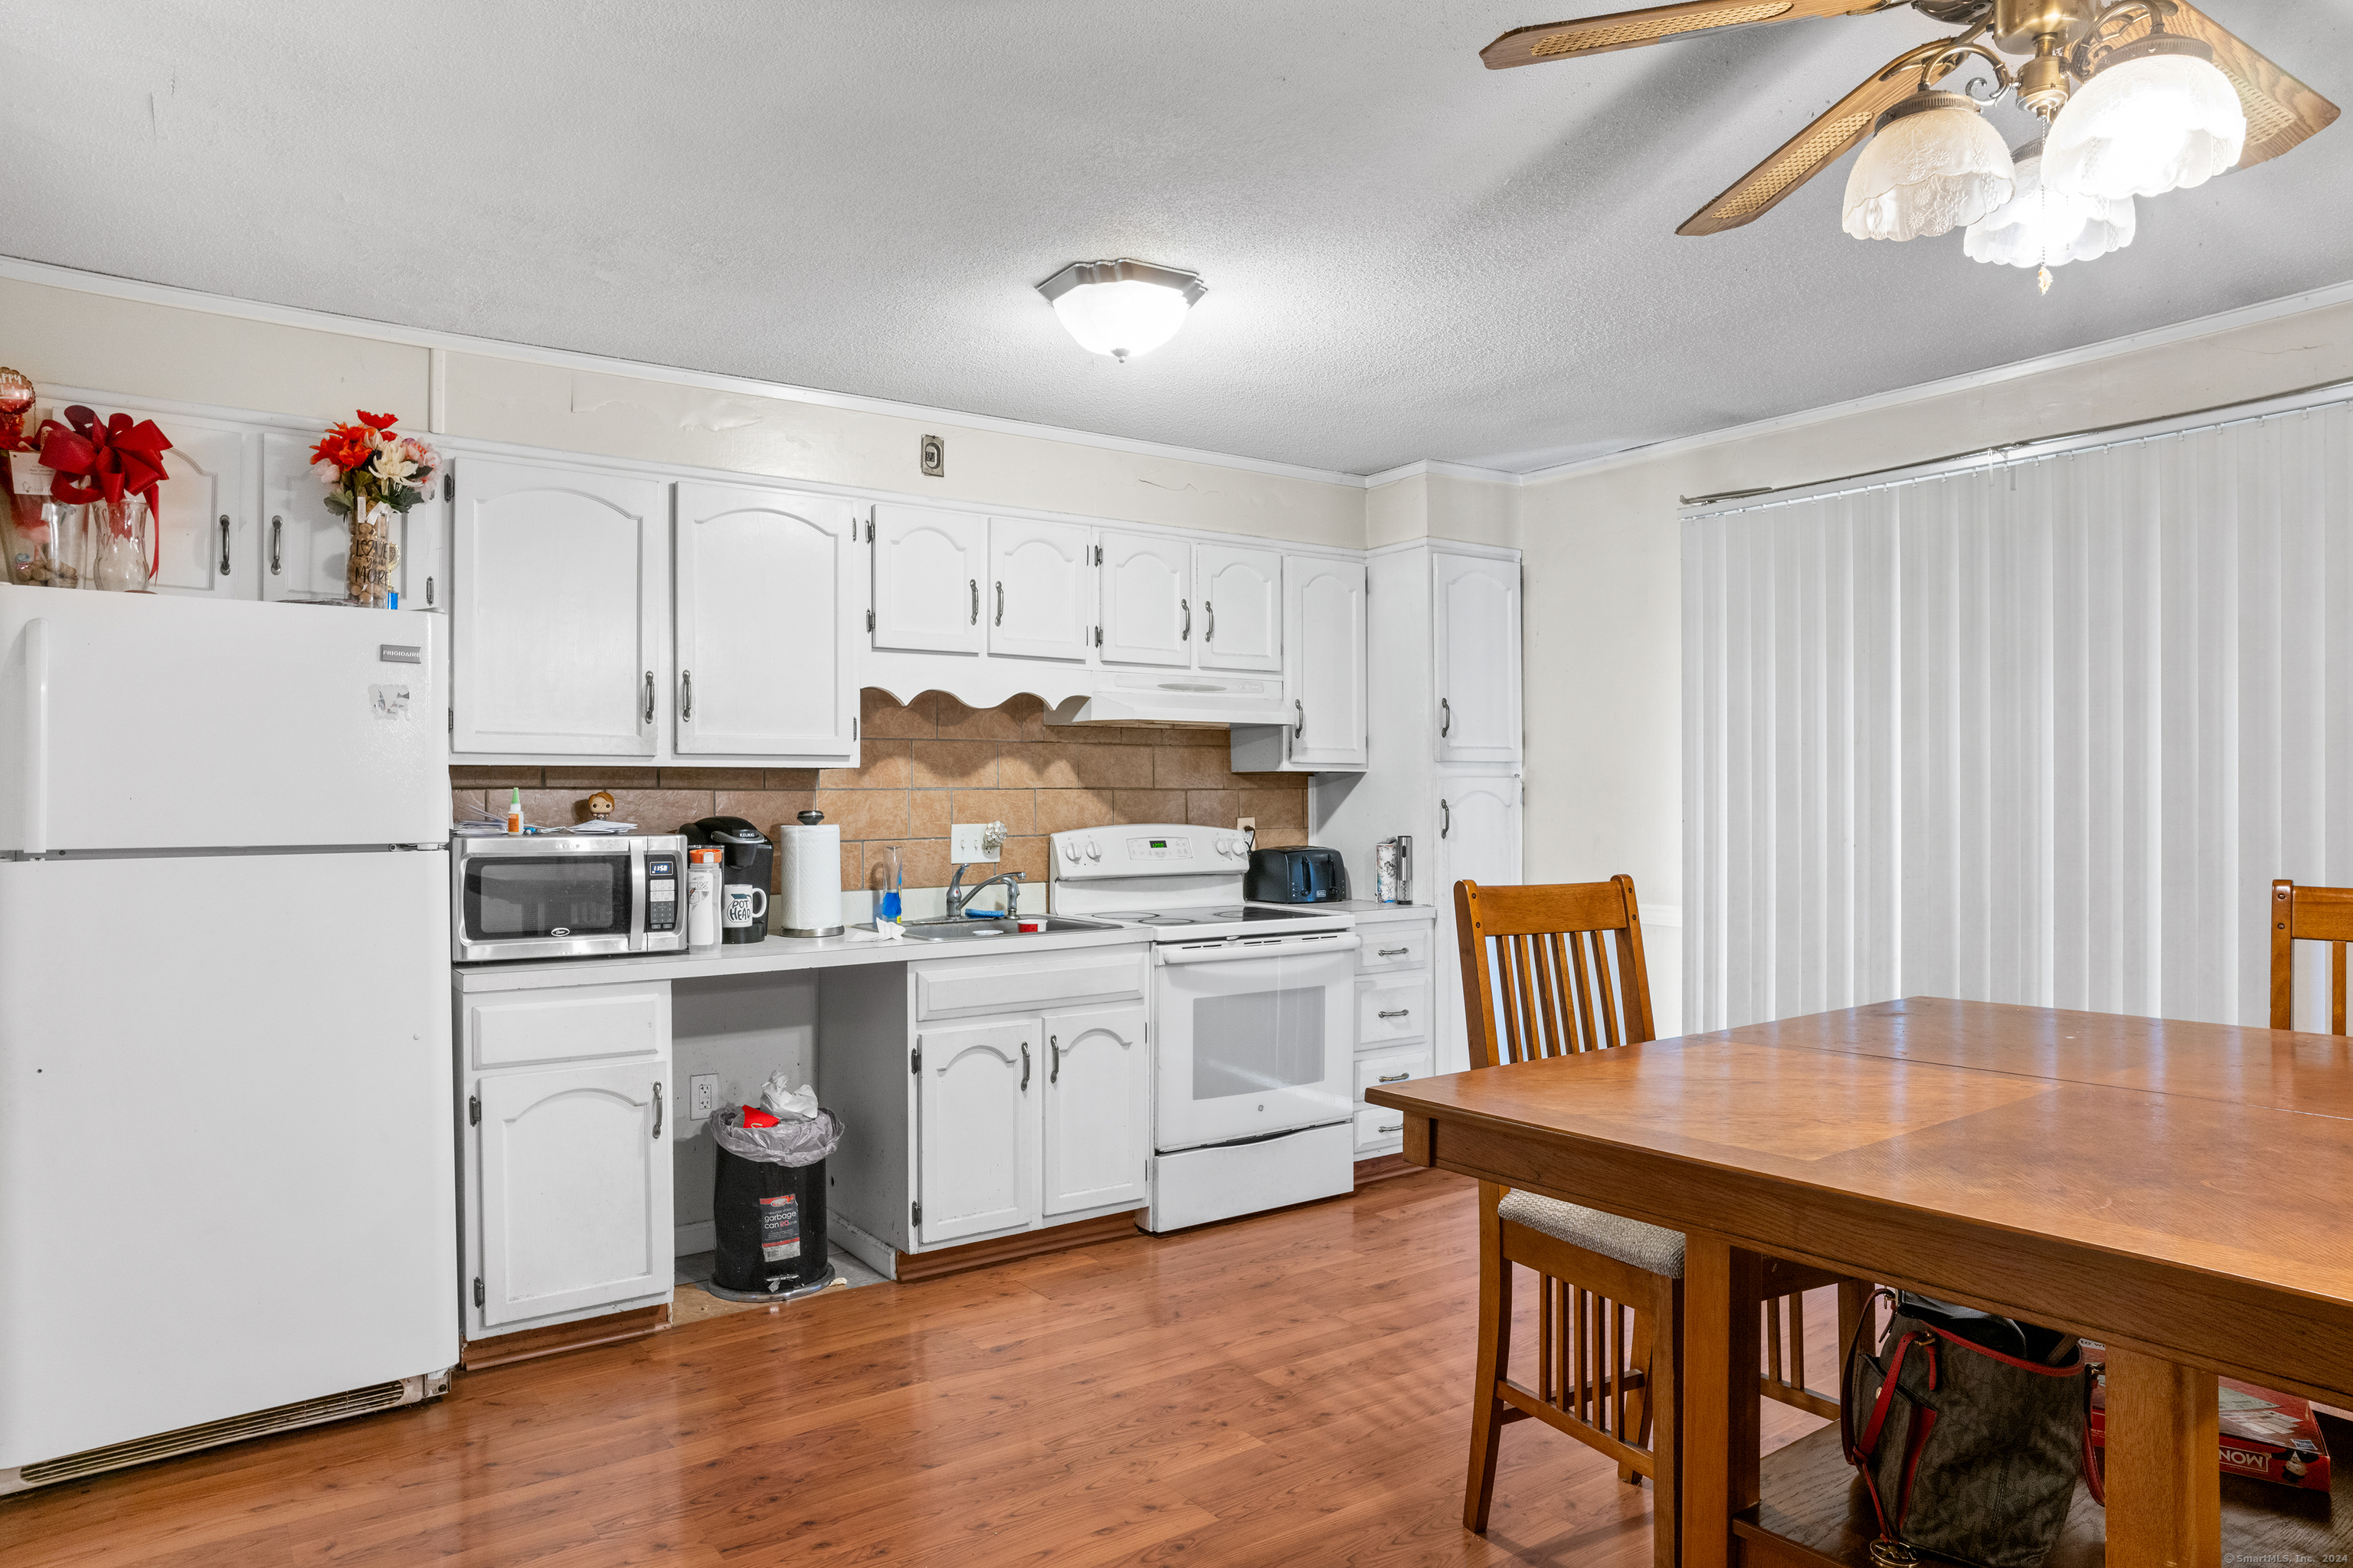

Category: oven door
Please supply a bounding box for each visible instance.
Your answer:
[453,842,643,962]
[1152,931,1360,1152]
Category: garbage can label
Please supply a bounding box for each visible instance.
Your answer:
[758,1193,802,1262]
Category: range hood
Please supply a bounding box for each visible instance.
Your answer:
[1044,669,1288,728]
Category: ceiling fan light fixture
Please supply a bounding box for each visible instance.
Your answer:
[2043,34,2247,201]
[1841,90,2017,243]
[1964,141,2135,275]
[1036,259,1208,362]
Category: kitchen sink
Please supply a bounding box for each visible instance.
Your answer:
[898,915,1127,942]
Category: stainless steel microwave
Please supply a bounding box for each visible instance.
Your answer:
[450,834,688,963]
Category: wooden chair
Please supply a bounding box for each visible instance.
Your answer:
[1455,876,1865,1561]
[2269,879,2353,1033]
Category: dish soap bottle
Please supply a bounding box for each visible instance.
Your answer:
[877,844,903,927]
[504,787,523,835]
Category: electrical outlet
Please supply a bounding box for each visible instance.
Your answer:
[951,822,1002,862]
[689,1074,718,1122]
[1235,817,1256,834]
[920,433,945,477]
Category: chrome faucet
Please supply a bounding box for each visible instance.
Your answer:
[946,866,1026,920]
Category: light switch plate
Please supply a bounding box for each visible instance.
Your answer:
[689,1074,718,1122]
[951,823,1001,862]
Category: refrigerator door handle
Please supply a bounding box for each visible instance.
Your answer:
[21,617,48,853]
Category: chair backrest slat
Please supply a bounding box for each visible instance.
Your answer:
[1455,876,1655,1071]
[2270,880,2353,1036]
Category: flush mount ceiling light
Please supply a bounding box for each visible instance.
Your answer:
[1475,0,2335,290]
[1036,259,1208,362]
[1964,138,2135,291]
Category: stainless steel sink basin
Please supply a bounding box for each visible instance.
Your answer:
[898,915,1125,942]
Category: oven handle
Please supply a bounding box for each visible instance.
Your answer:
[1156,932,1362,965]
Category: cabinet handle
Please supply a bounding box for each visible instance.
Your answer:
[652,1082,663,1140]
[1378,947,1409,957]
[643,671,655,725]
[1205,600,1215,642]
[1049,1034,1060,1085]
[1377,1072,1411,1084]
[1180,598,1190,640]
[1441,799,1451,838]
[681,669,693,722]
[269,516,282,575]
[1378,1009,1412,1020]
[1377,1122,1402,1136]
[1294,698,1304,738]
[970,578,979,624]
[1440,697,1451,738]
[218,516,231,576]
[1020,1041,1031,1091]
[995,581,1004,627]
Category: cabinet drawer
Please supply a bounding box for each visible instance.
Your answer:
[915,946,1147,1021]
[1355,1048,1433,1104]
[1356,925,1432,973]
[1354,1105,1408,1152]
[467,984,669,1070]
[1356,978,1429,1046]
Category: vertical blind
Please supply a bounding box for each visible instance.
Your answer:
[1684,394,2353,1033]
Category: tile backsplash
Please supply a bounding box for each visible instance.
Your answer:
[450,689,1310,895]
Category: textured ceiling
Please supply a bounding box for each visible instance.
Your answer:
[5,2,2351,476]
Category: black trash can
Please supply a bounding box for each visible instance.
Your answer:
[706,1105,844,1298]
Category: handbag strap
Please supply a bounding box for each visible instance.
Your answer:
[1843,1288,1936,1562]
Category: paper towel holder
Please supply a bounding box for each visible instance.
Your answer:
[777,810,845,939]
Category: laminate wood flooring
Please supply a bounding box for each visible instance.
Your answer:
[5,1171,1837,1567]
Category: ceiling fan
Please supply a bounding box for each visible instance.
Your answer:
[1482,1,2338,285]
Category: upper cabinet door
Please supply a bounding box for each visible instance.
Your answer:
[1098,530,1191,668]
[988,518,1091,663]
[674,482,856,759]
[1287,555,1366,769]
[452,457,666,756]
[872,503,984,655]
[1040,1004,1150,1216]
[259,429,354,604]
[1195,543,1281,673]
[81,407,256,603]
[916,1017,1039,1246]
[1433,550,1523,765]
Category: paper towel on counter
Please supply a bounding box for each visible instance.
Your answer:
[777,820,843,935]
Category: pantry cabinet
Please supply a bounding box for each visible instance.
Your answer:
[871,503,984,656]
[673,481,857,758]
[1434,550,1523,765]
[988,518,1092,663]
[451,456,667,757]
[1098,529,1191,667]
[1194,542,1282,673]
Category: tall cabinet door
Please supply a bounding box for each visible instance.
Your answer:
[1435,774,1523,1074]
[451,457,666,756]
[674,482,856,759]
[1196,544,1282,673]
[872,504,984,654]
[1099,531,1191,667]
[1286,555,1366,768]
[988,519,1091,662]
[476,1060,672,1328]
[1041,1005,1150,1216]
[916,1018,1039,1245]
[1433,551,1523,765]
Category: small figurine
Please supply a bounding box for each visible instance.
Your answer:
[587,790,616,821]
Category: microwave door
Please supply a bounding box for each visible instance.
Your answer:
[1154,939,1356,1152]
[459,851,637,960]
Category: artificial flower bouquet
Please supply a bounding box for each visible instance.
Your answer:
[310,411,437,606]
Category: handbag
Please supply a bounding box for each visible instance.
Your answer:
[1841,1291,2099,1567]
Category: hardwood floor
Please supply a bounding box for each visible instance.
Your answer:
[5,1171,1836,1566]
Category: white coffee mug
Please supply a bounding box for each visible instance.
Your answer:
[723,884,768,931]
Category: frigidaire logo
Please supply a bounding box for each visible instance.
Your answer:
[551,928,571,937]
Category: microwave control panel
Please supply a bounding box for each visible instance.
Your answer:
[646,856,678,933]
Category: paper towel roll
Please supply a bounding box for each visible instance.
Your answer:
[778,813,845,937]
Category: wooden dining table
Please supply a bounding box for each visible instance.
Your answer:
[1366,997,2353,1567]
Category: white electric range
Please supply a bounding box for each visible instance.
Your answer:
[1049,823,1359,1232]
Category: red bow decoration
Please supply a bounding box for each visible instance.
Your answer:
[36,405,173,512]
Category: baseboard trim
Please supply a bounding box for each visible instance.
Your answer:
[894,1210,1142,1284]
[1353,1153,1425,1187]
[460,1304,669,1371]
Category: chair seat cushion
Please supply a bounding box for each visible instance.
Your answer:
[1498,1189,1686,1280]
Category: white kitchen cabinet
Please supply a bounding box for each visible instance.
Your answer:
[474,1059,672,1329]
[65,404,259,604]
[1434,774,1523,1075]
[872,503,984,656]
[915,1016,1039,1245]
[1229,552,1366,774]
[1434,550,1523,765]
[1194,543,1281,673]
[1098,530,1191,667]
[259,429,347,603]
[988,518,1092,663]
[1345,910,1438,1160]
[674,481,857,760]
[451,457,666,757]
[1040,1004,1149,1216]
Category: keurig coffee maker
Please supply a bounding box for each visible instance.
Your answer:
[681,817,774,945]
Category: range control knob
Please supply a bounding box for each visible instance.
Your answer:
[1084,838,1102,861]
[1061,840,1081,863]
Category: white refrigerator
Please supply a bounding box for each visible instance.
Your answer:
[0,584,458,1490]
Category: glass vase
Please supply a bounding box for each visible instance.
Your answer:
[89,497,152,592]
[346,499,394,607]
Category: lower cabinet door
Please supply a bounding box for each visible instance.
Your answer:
[476,1061,672,1328]
[1041,1004,1150,1216]
[916,1017,1039,1246]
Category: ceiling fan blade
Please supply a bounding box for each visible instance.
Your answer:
[2104,2,2338,168]
[1676,45,1936,235]
[1481,0,1878,69]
